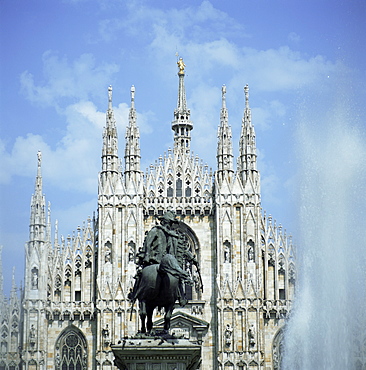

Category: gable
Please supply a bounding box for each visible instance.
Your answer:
[154,311,209,340]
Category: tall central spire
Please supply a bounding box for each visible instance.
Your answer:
[172,57,193,155]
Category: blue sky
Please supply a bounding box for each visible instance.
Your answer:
[1,0,365,295]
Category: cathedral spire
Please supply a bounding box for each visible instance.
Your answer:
[101,86,119,182]
[29,151,46,242]
[238,85,260,192]
[125,85,141,186]
[216,85,233,183]
[172,57,193,155]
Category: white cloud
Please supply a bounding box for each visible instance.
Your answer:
[240,46,338,91]
[1,98,153,193]
[20,51,119,107]
[251,100,287,131]
[10,1,343,209]
[110,2,339,94]
[0,134,50,184]
[11,48,157,194]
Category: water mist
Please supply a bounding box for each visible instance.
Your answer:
[283,104,366,369]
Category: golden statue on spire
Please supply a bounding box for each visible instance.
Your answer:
[177,57,185,74]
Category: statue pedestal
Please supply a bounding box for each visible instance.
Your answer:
[112,337,201,370]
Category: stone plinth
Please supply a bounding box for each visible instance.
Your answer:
[112,336,201,370]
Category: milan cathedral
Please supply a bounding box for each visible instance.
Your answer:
[0,60,295,369]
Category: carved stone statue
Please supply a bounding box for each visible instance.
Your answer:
[105,241,112,263]
[102,324,110,347]
[29,324,36,347]
[224,240,231,263]
[224,324,233,347]
[248,324,256,347]
[248,246,255,262]
[128,211,201,334]
[31,269,38,290]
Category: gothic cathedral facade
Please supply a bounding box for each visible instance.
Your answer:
[0,63,296,369]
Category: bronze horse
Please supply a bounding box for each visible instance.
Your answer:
[133,256,181,334]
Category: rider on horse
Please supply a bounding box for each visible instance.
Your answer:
[128,211,196,306]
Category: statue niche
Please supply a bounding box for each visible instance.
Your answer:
[223,240,232,263]
[104,241,112,263]
[31,267,38,290]
[248,239,255,262]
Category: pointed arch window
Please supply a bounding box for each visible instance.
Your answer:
[194,185,201,196]
[185,179,191,197]
[176,178,182,197]
[64,266,72,301]
[55,275,62,301]
[0,340,7,355]
[158,183,164,197]
[272,329,284,370]
[85,247,92,268]
[55,329,87,370]
[167,179,173,197]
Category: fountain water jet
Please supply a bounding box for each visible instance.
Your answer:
[283,104,366,369]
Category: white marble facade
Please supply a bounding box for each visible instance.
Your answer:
[1,62,296,370]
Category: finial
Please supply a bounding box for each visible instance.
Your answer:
[37,151,42,167]
[130,85,135,108]
[177,57,185,75]
[108,85,113,110]
[244,84,249,109]
[222,85,227,109]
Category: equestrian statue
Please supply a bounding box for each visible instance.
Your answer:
[128,211,202,334]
